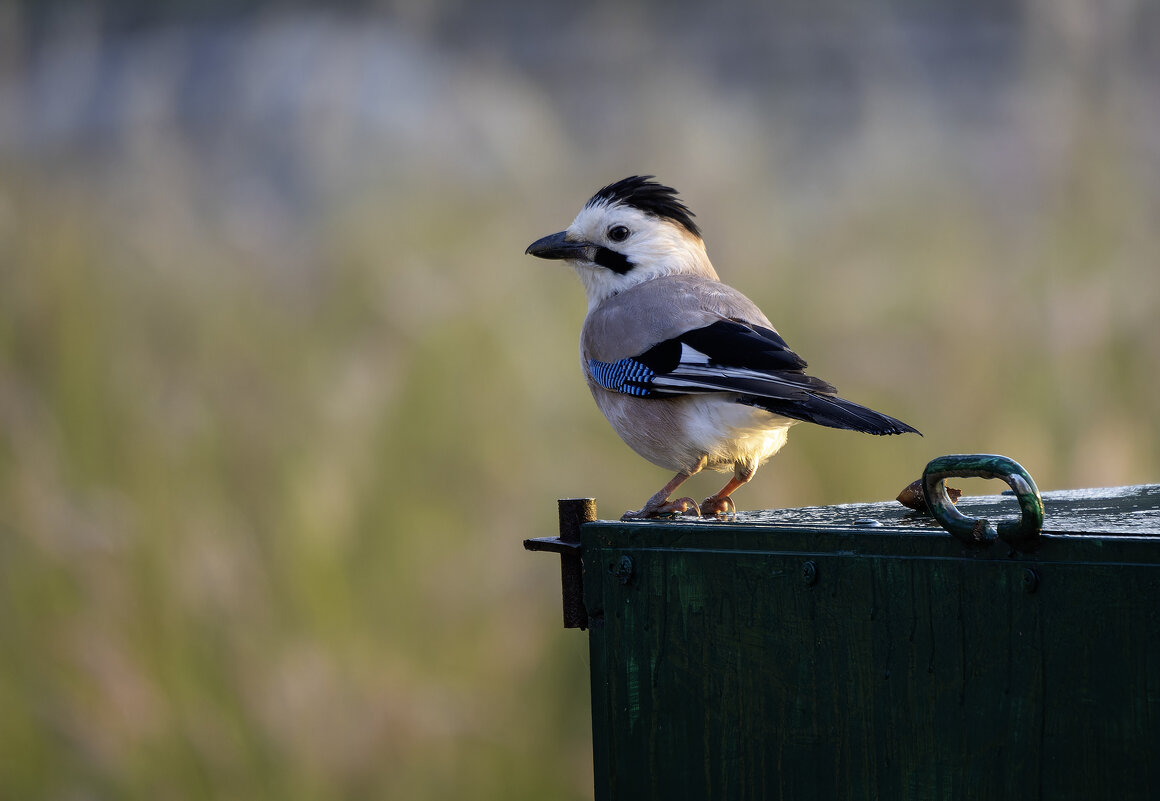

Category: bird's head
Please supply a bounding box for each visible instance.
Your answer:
[526,176,718,308]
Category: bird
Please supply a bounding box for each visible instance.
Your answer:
[526,176,920,520]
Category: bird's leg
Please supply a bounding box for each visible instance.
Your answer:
[700,466,755,519]
[622,457,707,520]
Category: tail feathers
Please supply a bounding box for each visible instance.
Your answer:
[743,393,921,436]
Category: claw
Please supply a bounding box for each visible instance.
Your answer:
[622,463,708,521]
[699,494,737,520]
[622,496,702,520]
[667,497,701,517]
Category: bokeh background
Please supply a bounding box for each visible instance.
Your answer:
[1,1,1158,798]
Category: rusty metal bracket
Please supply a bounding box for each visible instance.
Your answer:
[524,498,595,629]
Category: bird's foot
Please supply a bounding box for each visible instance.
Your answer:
[699,495,737,520]
[621,496,701,520]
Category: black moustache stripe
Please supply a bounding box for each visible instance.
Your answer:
[592,246,633,274]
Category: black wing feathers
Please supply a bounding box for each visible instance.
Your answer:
[611,320,919,436]
[680,321,810,372]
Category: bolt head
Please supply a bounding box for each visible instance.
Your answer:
[801,560,818,587]
[613,555,634,585]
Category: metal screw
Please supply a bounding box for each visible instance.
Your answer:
[801,560,818,587]
[614,555,634,585]
[1022,568,1039,594]
[853,518,882,528]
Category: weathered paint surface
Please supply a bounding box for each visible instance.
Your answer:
[583,485,1160,801]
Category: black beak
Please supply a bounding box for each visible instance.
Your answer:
[525,231,595,261]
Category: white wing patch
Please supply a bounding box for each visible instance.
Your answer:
[644,344,814,398]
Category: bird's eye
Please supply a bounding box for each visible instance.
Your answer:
[607,225,630,243]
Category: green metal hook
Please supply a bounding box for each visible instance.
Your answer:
[922,454,1044,551]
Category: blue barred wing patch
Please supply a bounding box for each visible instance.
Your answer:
[588,358,657,397]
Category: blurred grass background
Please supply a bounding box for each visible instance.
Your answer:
[1,1,1158,798]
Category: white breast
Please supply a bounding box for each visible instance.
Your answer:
[682,396,794,472]
[590,387,796,475]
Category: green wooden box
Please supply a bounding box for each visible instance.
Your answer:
[539,483,1160,800]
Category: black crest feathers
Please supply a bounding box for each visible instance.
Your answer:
[585,176,701,238]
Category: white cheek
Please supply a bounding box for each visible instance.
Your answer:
[573,263,635,309]
[573,260,676,309]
